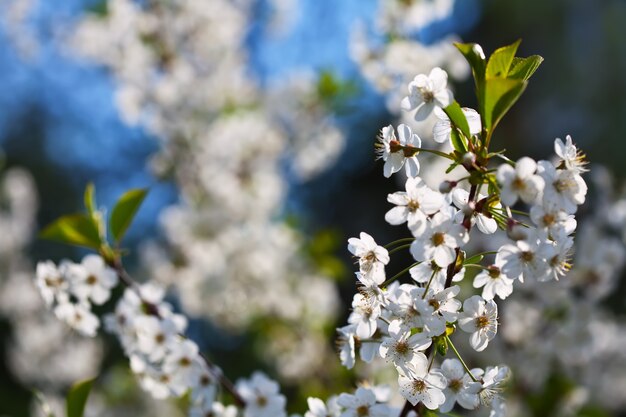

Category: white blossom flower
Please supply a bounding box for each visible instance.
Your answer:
[401,67,453,121]
[479,366,510,407]
[473,265,514,301]
[458,296,498,352]
[67,254,118,305]
[451,189,499,234]
[439,359,482,413]
[397,357,447,409]
[348,232,389,285]
[376,124,422,178]
[53,301,100,337]
[530,204,577,235]
[337,387,390,417]
[385,177,445,233]
[305,396,340,417]
[538,160,587,214]
[237,372,287,417]
[336,325,356,369]
[410,209,468,267]
[134,315,181,362]
[496,157,544,206]
[497,232,550,282]
[35,260,68,307]
[413,285,461,336]
[163,340,203,396]
[433,107,481,144]
[348,293,381,339]
[555,135,588,173]
[379,319,431,374]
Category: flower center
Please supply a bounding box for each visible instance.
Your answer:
[488,266,501,279]
[512,177,526,190]
[432,232,445,246]
[86,275,98,285]
[428,298,440,311]
[407,200,420,212]
[256,395,268,407]
[449,378,463,393]
[395,340,410,356]
[420,88,434,103]
[155,333,166,344]
[542,213,555,226]
[356,405,370,416]
[476,315,490,329]
[412,378,428,394]
[521,251,534,262]
[179,356,192,367]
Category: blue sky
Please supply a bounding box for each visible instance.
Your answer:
[0,0,479,239]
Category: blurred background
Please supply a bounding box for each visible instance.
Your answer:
[1,0,626,416]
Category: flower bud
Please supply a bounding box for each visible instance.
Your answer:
[462,152,477,168]
[507,218,529,241]
[439,180,457,194]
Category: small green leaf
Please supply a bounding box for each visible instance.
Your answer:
[40,214,102,249]
[455,42,486,83]
[443,101,471,139]
[84,183,96,215]
[110,188,148,243]
[486,39,521,79]
[482,78,527,132]
[66,377,95,417]
[508,55,544,81]
[449,128,468,154]
[435,335,448,356]
[464,254,485,265]
[422,409,439,417]
[445,161,460,174]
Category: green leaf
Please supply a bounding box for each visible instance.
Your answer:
[508,55,544,81]
[84,183,96,215]
[110,188,148,243]
[443,101,471,139]
[422,409,439,417]
[482,78,527,132]
[40,214,102,249]
[464,254,485,265]
[445,161,460,174]
[455,42,486,83]
[486,39,521,78]
[66,377,95,417]
[449,128,468,154]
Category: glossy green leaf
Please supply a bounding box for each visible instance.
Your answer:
[84,183,96,215]
[449,128,468,154]
[486,39,521,78]
[443,101,471,138]
[508,55,544,81]
[66,377,95,417]
[455,42,486,83]
[464,254,485,265]
[40,214,102,249]
[110,188,148,243]
[483,78,527,132]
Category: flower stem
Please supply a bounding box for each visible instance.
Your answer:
[445,335,478,382]
[381,262,421,287]
[388,243,413,256]
[384,237,415,249]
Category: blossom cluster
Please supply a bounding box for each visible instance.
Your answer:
[339,65,588,415]
[70,0,344,381]
[35,255,117,337]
